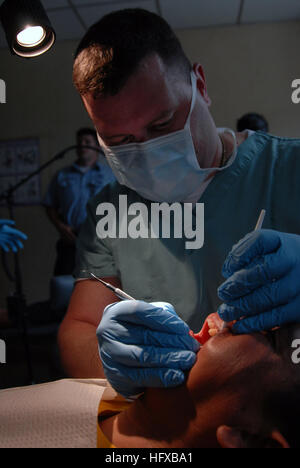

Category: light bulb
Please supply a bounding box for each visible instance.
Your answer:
[17,25,46,48]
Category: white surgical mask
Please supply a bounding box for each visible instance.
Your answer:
[97,72,238,203]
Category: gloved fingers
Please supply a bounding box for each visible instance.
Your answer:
[100,341,197,369]
[2,225,28,240]
[218,246,295,303]
[0,236,23,252]
[106,366,186,398]
[231,294,300,334]
[99,322,200,352]
[11,238,24,251]
[0,219,15,227]
[15,238,24,249]
[0,240,10,252]
[102,300,190,335]
[0,237,18,252]
[218,270,299,322]
[222,230,281,279]
[9,243,18,253]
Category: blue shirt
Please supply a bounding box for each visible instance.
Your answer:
[43,161,115,232]
[75,132,300,330]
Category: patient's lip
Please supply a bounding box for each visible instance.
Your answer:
[190,320,210,345]
[190,313,224,345]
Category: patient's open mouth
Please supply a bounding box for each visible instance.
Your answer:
[190,313,225,345]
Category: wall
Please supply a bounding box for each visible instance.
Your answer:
[0,20,299,308]
[177,21,300,137]
[0,40,91,308]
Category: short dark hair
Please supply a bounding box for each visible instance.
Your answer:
[237,113,269,133]
[263,376,300,448]
[262,326,300,448]
[73,8,191,98]
[76,127,97,141]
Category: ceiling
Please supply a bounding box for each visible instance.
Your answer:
[0,0,299,49]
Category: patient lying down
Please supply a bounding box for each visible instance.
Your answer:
[99,315,300,448]
[0,315,299,448]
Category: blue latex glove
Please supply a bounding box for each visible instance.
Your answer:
[218,229,300,334]
[96,300,200,398]
[0,219,27,253]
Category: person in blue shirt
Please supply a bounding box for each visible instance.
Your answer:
[43,127,115,275]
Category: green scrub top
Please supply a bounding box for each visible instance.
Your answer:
[74,131,300,331]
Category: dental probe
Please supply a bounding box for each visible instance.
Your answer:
[221,209,266,330]
[90,272,136,301]
[254,209,266,231]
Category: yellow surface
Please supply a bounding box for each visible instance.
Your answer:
[97,398,131,448]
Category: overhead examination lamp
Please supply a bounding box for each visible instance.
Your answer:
[0,0,56,58]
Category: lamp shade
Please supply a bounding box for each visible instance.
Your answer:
[0,0,56,58]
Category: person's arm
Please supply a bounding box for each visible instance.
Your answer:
[57,182,121,378]
[57,276,121,378]
[45,206,76,243]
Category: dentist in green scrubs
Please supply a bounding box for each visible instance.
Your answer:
[58,9,300,398]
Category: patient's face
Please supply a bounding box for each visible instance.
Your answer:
[187,315,284,428]
[141,315,293,448]
[190,319,278,385]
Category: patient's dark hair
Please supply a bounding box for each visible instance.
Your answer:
[73,8,191,98]
[262,326,300,447]
[263,361,300,448]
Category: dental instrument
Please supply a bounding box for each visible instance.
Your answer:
[90,272,136,301]
[221,209,266,330]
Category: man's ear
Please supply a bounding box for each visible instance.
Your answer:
[216,426,290,448]
[192,63,211,106]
